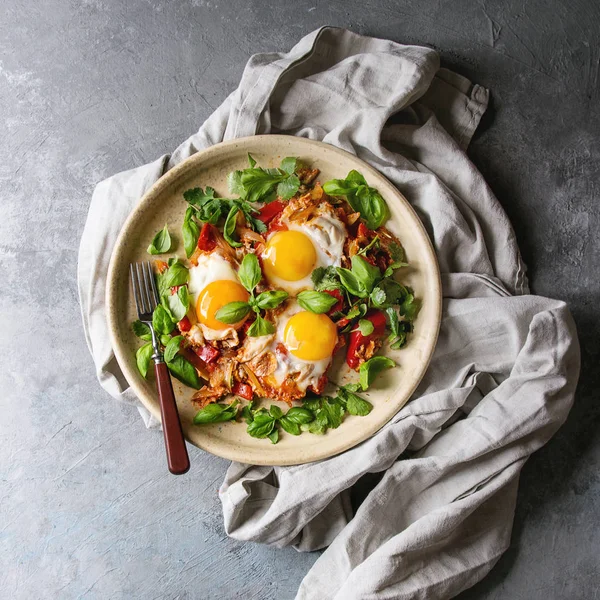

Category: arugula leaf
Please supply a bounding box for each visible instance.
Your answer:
[311,266,342,291]
[359,356,395,390]
[162,260,189,288]
[182,207,200,258]
[254,290,289,310]
[136,343,154,378]
[152,304,175,335]
[280,156,298,175]
[164,335,183,363]
[147,224,172,255]
[357,319,375,336]
[132,320,152,341]
[193,400,239,424]
[247,315,275,337]
[297,290,338,314]
[215,301,251,324]
[247,410,276,438]
[166,354,202,389]
[222,206,243,248]
[238,253,262,293]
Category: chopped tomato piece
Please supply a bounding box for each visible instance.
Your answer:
[323,289,344,314]
[178,316,191,332]
[257,200,285,224]
[194,344,220,364]
[232,381,254,401]
[346,310,387,369]
[268,212,288,233]
[197,223,217,252]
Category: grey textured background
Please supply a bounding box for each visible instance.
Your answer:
[1,1,598,598]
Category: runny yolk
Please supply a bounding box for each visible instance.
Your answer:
[262,230,317,282]
[283,311,337,361]
[196,280,250,330]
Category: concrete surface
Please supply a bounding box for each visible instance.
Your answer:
[1,0,598,598]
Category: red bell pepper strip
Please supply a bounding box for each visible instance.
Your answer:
[268,212,288,233]
[257,200,285,225]
[346,310,387,369]
[232,381,254,401]
[323,289,344,314]
[178,315,191,332]
[197,223,217,252]
[194,344,220,364]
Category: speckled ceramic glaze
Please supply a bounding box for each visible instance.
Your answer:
[106,135,441,465]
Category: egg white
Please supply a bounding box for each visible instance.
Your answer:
[263,209,346,295]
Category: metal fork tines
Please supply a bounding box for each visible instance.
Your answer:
[130,261,160,322]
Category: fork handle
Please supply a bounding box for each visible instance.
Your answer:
[155,362,190,475]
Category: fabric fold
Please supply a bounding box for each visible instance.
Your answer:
[78,26,579,599]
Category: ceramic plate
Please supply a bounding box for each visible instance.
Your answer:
[106,135,441,466]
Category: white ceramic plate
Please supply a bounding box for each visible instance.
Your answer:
[106,135,441,465]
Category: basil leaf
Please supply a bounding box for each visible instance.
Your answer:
[223,206,243,248]
[162,260,189,288]
[269,405,283,419]
[135,343,154,378]
[247,315,275,337]
[247,411,276,438]
[247,152,257,168]
[238,253,262,293]
[279,417,301,436]
[346,170,368,185]
[337,267,367,298]
[164,335,183,363]
[351,255,381,293]
[344,390,373,416]
[277,174,300,199]
[167,354,202,389]
[147,224,171,255]
[182,207,200,258]
[268,429,280,444]
[357,319,375,336]
[280,156,298,175]
[359,356,395,391]
[297,290,338,314]
[322,179,357,196]
[152,304,175,335]
[284,407,314,424]
[165,286,190,322]
[160,334,172,347]
[193,401,239,424]
[241,401,255,424]
[354,186,389,230]
[132,320,152,341]
[254,290,289,310]
[215,301,251,324]
[311,266,342,291]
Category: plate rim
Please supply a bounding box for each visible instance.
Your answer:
[106,134,442,465]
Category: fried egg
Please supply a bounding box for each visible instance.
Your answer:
[187,252,249,340]
[261,206,346,294]
[245,301,338,392]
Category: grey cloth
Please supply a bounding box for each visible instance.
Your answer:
[78,27,580,599]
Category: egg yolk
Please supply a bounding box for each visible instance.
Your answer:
[196,280,250,330]
[283,311,337,361]
[262,230,317,282]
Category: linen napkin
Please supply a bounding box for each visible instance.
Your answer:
[78,26,580,599]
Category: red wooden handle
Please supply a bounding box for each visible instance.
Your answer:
[154,362,190,475]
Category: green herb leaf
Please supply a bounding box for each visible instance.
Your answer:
[247,315,275,337]
[280,156,298,175]
[164,285,190,322]
[338,386,373,416]
[351,255,381,294]
[222,206,242,248]
[182,207,200,258]
[279,417,301,435]
[162,260,189,288]
[400,292,421,322]
[136,343,154,378]
[240,168,286,203]
[269,405,284,419]
[284,407,314,424]
[193,400,239,424]
[268,429,279,444]
[241,401,255,424]
[167,354,202,389]
[164,335,183,363]
[322,180,357,196]
[346,170,368,185]
[254,290,289,310]
[160,334,172,346]
[152,304,175,335]
[357,319,375,336]
[357,235,380,256]
[359,356,396,390]
[320,398,345,429]
[215,301,251,324]
[247,411,276,438]
[337,268,368,298]
[277,174,300,199]
[311,266,342,291]
[247,153,257,168]
[147,224,172,255]
[238,253,262,293]
[132,320,152,341]
[370,287,387,307]
[227,171,245,196]
[297,290,338,314]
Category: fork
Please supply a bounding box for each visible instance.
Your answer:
[130,262,190,475]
